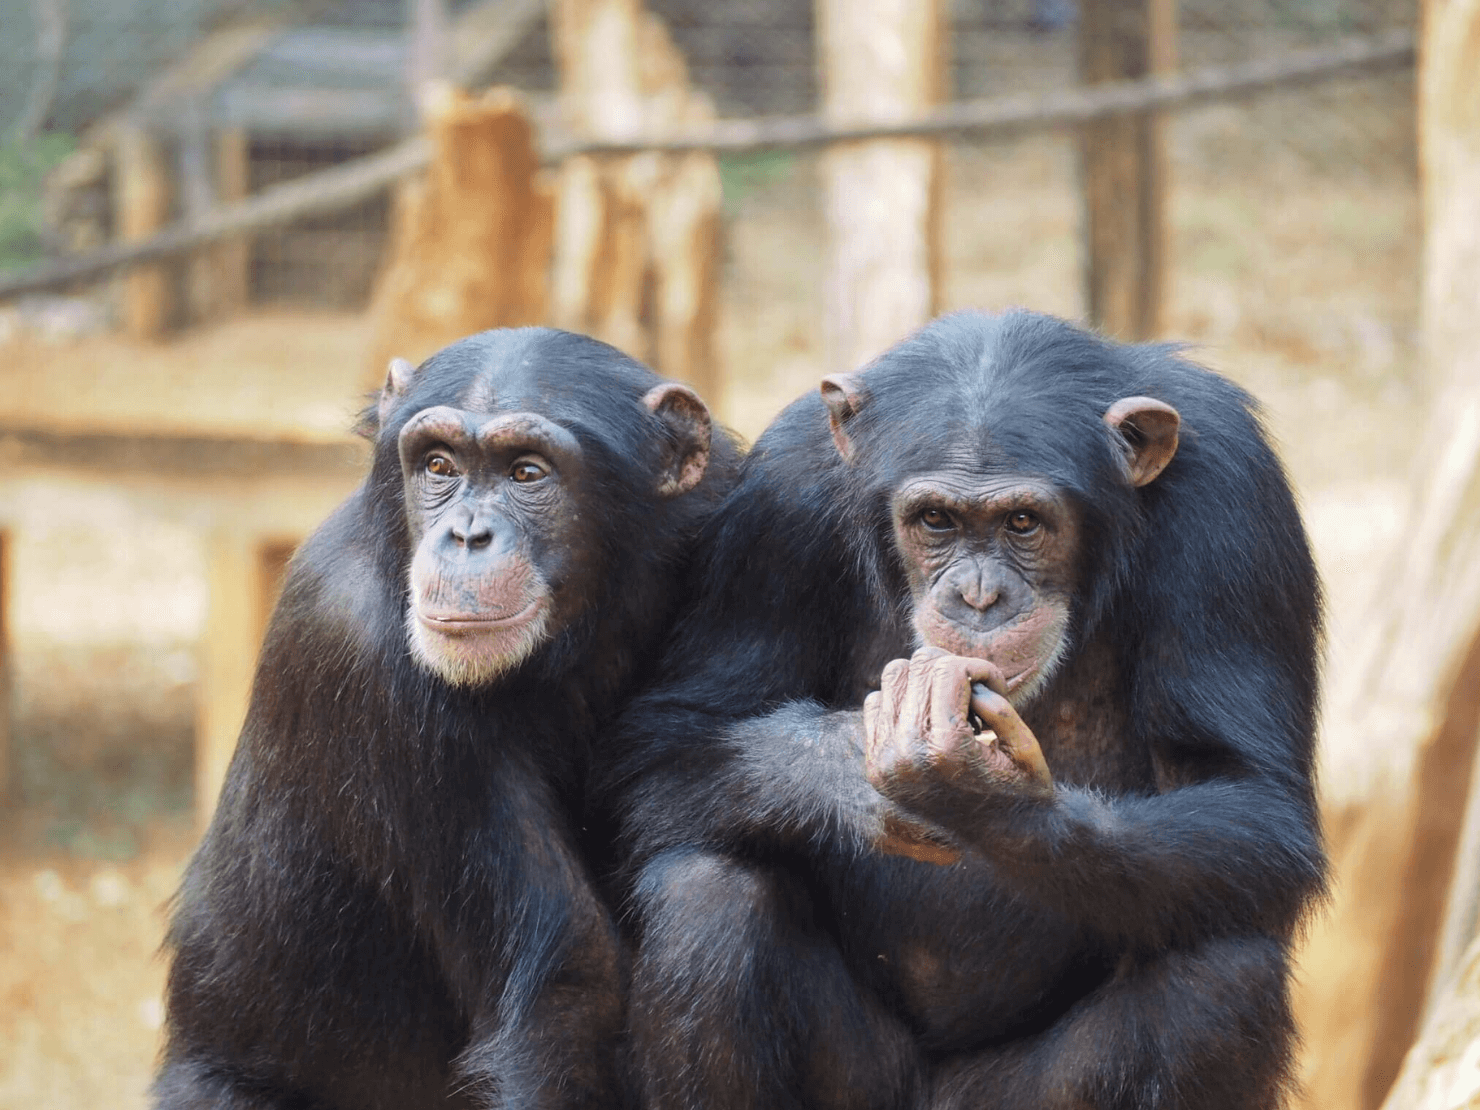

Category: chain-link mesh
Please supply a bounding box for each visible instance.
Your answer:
[0,0,1418,341]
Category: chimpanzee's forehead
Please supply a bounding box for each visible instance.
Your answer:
[859,317,1128,487]
[414,327,656,419]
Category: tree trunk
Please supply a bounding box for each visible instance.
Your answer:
[1380,931,1480,1110]
[1077,0,1175,339]
[816,0,943,375]
[1296,0,1480,1105]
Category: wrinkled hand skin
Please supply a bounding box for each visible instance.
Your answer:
[865,647,1054,862]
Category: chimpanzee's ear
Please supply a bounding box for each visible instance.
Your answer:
[377,357,420,430]
[1103,396,1181,487]
[820,373,868,463]
[643,383,712,497]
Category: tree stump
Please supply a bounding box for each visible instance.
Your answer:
[549,0,722,401]
[366,84,553,383]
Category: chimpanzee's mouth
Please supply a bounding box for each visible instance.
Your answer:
[418,599,546,633]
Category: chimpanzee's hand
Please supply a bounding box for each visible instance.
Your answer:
[863,648,1053,846]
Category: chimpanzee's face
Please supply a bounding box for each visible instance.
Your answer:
[888,472,1080,705]
[397,405,593,686]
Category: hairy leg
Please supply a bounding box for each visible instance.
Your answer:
[930,935,1297,1110]
[629,847,921,1110]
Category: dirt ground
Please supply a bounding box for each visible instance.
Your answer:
[0,120,1422,1107]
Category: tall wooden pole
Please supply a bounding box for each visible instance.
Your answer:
[1077,0,1175,339]
[113,122,174,340]
[816,0,944,374]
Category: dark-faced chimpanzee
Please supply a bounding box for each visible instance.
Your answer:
[154,328,739,1110]
[600,310,1325,1109]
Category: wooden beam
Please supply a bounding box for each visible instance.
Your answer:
[113,123,174,340]
[407,0,449,97]
[817,0,943,374]
[0,424,367,478]
[1077,0,1176,340]
[79,19,283,151]
[449,0,550,86]
[181,104,216,324]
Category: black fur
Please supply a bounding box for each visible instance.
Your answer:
[600,310,1325,1110]
[155,328,739,1110]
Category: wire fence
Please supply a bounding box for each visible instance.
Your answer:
[0,0,1419,376]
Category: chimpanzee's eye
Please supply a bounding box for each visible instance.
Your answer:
[425,454,458,478]
[510,460,548,483]
[1005,511,1040,535]
[920,508,954,531]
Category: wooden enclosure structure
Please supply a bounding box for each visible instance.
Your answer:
[0,422,365,825]
[0,0,1422,831]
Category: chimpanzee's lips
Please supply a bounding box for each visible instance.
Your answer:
[418,599,545,633]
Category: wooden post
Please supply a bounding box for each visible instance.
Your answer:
[816,0,944,375]
[366,85,554,382]
[1077,0,1175,340]
[1295,0,1480,1106]
[181,102,216,325]
[195,534,294,827]
[550,0,723,400]
[212,128,252,316]
[113,122,174,340]
[0,530,11,806]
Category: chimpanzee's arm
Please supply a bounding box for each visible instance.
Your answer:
[609,695,959,871]
[865,650,1325,949]
[918,778,1322,947]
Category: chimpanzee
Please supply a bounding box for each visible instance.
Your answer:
[154,328,738,1110]
[600,310,1326,1109]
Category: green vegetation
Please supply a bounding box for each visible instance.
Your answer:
[0,131,74,271]
[718,150,796,215]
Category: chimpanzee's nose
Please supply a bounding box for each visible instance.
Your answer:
[450,513,494,550]
[958,574,1000,612]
